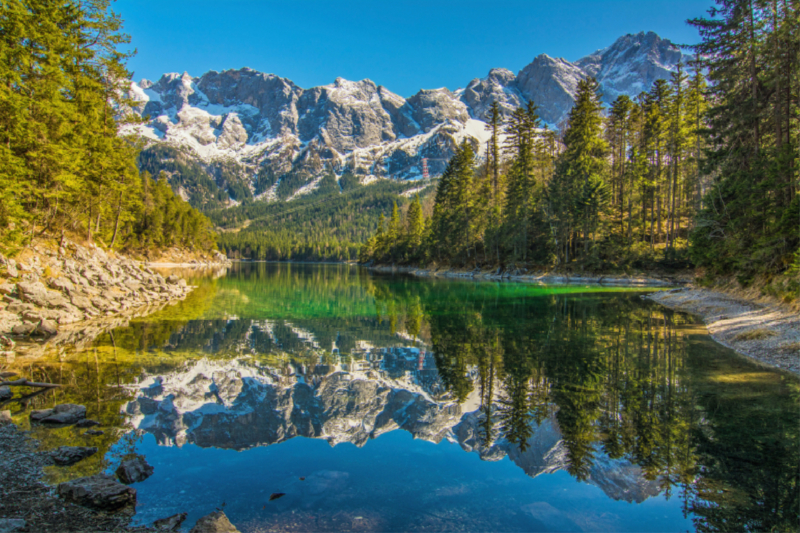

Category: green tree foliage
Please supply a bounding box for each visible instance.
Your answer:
[0,0,215,253]
[361,69,719,273]
[688,0,799,278]
[219,178,435,262]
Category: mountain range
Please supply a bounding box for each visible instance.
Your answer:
[125,31,688,209]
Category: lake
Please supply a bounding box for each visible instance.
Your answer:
[7,263,799,532]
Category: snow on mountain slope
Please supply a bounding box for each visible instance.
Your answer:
[124,31,689,205]
[575,31,686,104]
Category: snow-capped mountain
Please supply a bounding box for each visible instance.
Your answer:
[125,31,687,204]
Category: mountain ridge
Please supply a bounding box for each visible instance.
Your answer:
[125,31,689,208]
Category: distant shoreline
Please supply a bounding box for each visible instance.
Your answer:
[366,264,687,287]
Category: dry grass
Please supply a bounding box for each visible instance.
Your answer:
[777,342,800,354]
[734,328,778,342]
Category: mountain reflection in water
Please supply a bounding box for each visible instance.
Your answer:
[10,263,799,532]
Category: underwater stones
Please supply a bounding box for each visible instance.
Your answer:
[0,519,26,533]
[76,419,100,428]
[57,474,136,510]
[154,513,187,531]
[115,455,154,484]
[31,403,86,425]
[189,511,241,533]
[50,446,98,466]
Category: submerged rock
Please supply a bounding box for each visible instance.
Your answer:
[154,512,187,531]
[57,474,136,510]
[0,386,12,400]
[115,455,154,484]
[76,418,100,428]
[50,446,98,466]
[189,511,240,533]
[0,519,26,533]
[29,409,53,421]
[32,403,86,425]
[0,410,12,425]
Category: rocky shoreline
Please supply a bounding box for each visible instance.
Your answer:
[647,288,800,377]
[0,416,242,532]
[369,264,688,287]
[0,240,229,346]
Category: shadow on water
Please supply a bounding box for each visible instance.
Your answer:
[4,262,798,532]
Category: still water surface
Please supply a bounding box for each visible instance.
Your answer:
[7,263,799,532]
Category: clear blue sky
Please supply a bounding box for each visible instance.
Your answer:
[116,0,714,97]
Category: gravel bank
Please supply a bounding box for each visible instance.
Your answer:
[0,422,151,532]
[370,265,688,287]
[647,288,800,376]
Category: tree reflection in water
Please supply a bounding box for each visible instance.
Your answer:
[6,265,798,532]
[369,277,799,532]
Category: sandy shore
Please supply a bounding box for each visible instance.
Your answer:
[647,288,800,376]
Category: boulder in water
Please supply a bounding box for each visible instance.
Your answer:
[50,446,97,466]
[116,455,154,484]
[57,474,136,510]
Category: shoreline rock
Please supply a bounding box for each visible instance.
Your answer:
[0,423,149,532]
[0,239,206,341]
[647,288,800,376]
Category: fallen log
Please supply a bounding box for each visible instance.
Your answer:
[0,379,61,388]
[0,387,53,407]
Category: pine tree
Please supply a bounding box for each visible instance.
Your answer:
[688,0,799,276]
[388,201,401,259]
[430,141,476,263]
[406,194,424,249]
[549,77,609,262]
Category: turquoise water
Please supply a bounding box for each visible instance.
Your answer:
[12,263,799,532]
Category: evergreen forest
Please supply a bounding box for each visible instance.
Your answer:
[213,174,434,262]
[361,0,799,284]
[0,0,216,254]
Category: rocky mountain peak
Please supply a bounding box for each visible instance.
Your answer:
[515,54,586,125]
[124,31,691,202]
[461,68,523,121]
[575,31,685,103]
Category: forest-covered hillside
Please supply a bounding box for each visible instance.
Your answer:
[212,174,436,261]
[0,0,216,254]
